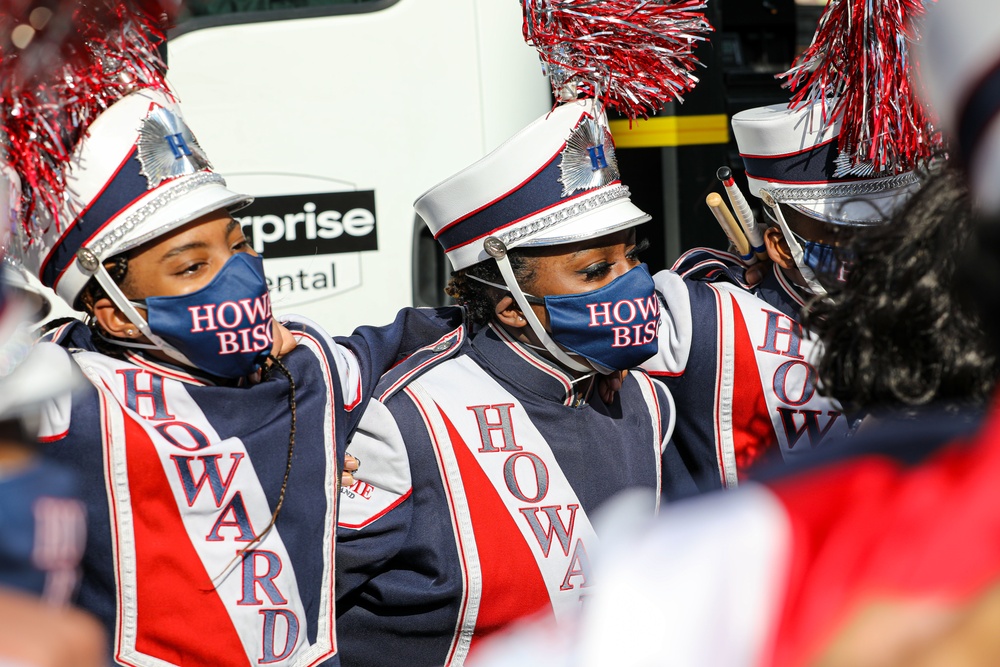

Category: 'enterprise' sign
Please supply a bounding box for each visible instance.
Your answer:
[238,190,378,259]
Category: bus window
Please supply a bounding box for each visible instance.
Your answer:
[182,0,376,19]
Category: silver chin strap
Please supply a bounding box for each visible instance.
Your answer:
[75,248,197,368]
[481,237,595,375]
[759,190,827,296]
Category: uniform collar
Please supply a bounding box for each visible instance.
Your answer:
[121,349,221,387]
[46,319,226,387]
[755,263,811,320]
[471,323,593,408]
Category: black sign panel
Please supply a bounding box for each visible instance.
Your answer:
[238,190,378,259]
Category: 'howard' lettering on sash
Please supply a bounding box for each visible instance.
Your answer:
[466,403,590,593]
[585,295,660,349]
[187,292,274,356]
[118,368,298,663]
[755,310,840,448]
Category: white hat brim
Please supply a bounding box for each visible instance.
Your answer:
[54,176,253,305]
[513,197,651,248]
[106,178,253,258]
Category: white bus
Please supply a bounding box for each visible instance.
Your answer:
[163,0,551,334]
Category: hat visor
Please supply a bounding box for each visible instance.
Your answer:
[101,176,254,259]
[511,198,652,249]
[751,173,921,227]
[785,186,917,226]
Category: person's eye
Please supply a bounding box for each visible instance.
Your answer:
[176,262,206,276]
[232,238,251,252]
[626,238,651,262]
[580,262,613,281]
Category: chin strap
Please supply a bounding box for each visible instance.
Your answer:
[482,237,594,374]
[759,191,827,297]
[77,248,197,368]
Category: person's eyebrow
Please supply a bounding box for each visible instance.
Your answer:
[160,242,208,262]
[570,232,636,257]
[225,218,240,235]
[573,246,612,257]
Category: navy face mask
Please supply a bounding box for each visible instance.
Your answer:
[792,232,854,284]
[133,253,274,378]
[542,264,661,371]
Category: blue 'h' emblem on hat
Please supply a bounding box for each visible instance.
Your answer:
[588,145,608,170]
[166,133,193,159]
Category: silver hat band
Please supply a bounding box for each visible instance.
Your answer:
[762,171,920,203]
[87,172,226,258]
[496,184,632,247]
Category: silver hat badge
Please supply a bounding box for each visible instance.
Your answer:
[136,106,212,189]
[558,116,620,197]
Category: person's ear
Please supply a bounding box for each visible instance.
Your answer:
[92,297,139,339]
[764,226,797,271]
[494,295,528,329]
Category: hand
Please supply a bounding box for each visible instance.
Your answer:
[745,258,772,286]
[270,320,297,359]
[597,371,627,405]
[342,453,360,488]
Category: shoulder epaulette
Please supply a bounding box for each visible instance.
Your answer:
[670,248,752,289]
[375,325,467,403]
[38,318,89,348]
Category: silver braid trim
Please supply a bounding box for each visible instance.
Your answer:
[496,184,631,246]
[88,172,227,258]
[764,172,920,203]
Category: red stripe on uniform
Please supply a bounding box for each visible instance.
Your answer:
[437,409,552,660]
[122,412,249,665]
[730,299,780,479]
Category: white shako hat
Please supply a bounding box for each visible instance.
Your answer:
[918,0,1000,214]
[731,101,921,226]
[415,98,650,272]
[19,88,252,308]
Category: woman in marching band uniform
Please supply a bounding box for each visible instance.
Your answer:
[335,99,709,667]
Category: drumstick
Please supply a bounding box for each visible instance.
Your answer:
[717,166,767,261]
[706,192,756,263]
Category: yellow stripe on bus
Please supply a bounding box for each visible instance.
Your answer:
[609,114,729,148]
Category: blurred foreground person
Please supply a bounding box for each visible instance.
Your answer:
[807,165,998,421]
[0,174,103,666]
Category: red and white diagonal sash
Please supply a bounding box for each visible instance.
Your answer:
[405,356,655,664]
[79,346,337,667]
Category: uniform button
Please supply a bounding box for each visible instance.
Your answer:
[432,342,450,352]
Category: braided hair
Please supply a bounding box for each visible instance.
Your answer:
[445,251,538,327]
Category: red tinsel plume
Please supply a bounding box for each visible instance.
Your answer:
[0,0,178,237]
[780,0,941,176]
[522,0,713,119]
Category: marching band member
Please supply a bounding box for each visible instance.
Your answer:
[24,87,459,667]
[2,8,458,664]
[465,2,992,666]
[335,98,704,667]
[641,0,941,483]
[642,101,925,484]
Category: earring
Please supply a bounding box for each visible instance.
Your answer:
[125,328,135,337]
